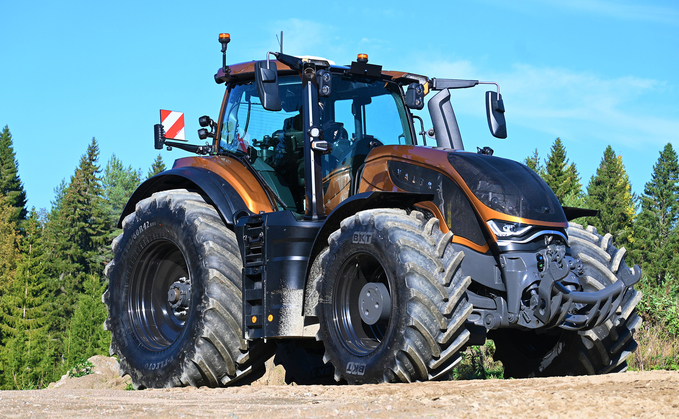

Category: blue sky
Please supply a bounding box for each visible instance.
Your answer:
[1,0,678,211]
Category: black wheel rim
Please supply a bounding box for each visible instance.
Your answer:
[128,239,190,351]
[333,252,391,356]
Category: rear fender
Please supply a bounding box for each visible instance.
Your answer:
[118,167,251,228]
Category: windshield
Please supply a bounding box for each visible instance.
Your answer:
[220,76,302,156]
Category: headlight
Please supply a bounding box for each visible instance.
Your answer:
[487,220,532,238]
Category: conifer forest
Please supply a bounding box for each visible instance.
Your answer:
[0,124,677,389]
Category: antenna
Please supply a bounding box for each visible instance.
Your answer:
[276,31,284,53]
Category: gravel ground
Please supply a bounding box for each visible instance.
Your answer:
[2,362,678,418]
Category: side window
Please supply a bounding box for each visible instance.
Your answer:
[326,93,408,146]
[334,100,354,140]
[321,90,411,178]
[364,93,410,146]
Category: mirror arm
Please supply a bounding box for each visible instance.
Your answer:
[272,52,303,71]
[431,78,479,90]
[479,81,500,95]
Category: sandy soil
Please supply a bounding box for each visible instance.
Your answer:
[2,357,678,418]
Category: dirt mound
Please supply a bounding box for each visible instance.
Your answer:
[47,355,132,390]
[47,355,285,390]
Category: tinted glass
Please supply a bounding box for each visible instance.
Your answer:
[316,75,410,178]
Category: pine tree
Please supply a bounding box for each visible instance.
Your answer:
[41,139,112,354]
[66,274,111,367]
[50,138,110,276]
[585,146,636,245]
[49,179,68,218]
[524,148,544,176]
[0,209,57,389]
[0,195,18,289]
[543,138,582,204]
[102,154,141,229]
[0,126,28,224]
[630,143,679,285]
[147,154,166,179]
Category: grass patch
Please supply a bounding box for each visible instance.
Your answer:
[67,359,95,378]
[628,274,679,371]
[453,340,504,380]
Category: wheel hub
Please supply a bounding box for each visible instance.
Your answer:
[168,277,191,317]
[359,282,391,325]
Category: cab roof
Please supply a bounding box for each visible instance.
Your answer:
[224,60,428,86]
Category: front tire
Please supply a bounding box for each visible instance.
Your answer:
[104,189,273,388]
[491,223,642,378]
[317,209,472,384]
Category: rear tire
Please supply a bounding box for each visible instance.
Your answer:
[317,209,472,384]
[491,223,642,378]
[104,189,274,388]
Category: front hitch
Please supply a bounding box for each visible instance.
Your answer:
[534,249,641,330]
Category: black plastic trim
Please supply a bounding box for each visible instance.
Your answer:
[118,167,251,228]
[563,206,599,221]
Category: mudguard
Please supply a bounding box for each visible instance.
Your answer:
[118,167,250,228]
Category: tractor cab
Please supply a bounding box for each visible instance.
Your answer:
[217,64,416,215]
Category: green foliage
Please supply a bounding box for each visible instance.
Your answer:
[524,148,544,176]
[101,154,142,263]
[147,154,166,179]
[66,275,111,367]
[543,138,582,204]
[0,126,27,224]
[43,139,111,327]
[58,138,110,274]
[67,359,95,378]
[49,178,68,217]
[0,195,18,285]
[630,274,679,371]
[31,140,118,384]
[585,145,636,246]
[0,136,148,389]
[102,154,141,229]
[0,207,60,389]
[453,341,504,380]
[630,143,679,286]
[637,274,679,336]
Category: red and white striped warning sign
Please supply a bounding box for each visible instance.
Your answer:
[160,110,186,141]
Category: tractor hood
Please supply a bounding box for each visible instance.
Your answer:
[447,152,566,223]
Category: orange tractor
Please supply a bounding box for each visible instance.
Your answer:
[104,34,641,388]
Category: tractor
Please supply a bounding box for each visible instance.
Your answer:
[104,33,641,388]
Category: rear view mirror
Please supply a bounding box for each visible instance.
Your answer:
[255,60,282,111]
[486,91,507,139]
